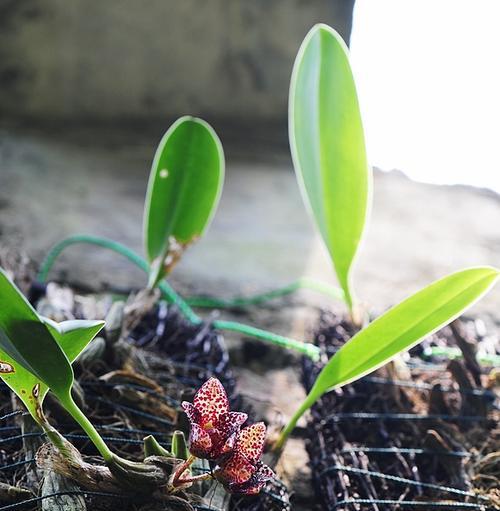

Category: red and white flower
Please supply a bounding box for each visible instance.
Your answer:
[181,377,247,460]
[214,422,275,495]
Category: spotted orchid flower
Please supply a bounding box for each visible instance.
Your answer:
[214,422,275,495]
[181,377,247,460]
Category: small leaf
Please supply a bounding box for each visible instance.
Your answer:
[43,318,105,363]
[0,269,104,421]
[289,24,371,310]
[172,430,189,461]
[143,116,225,287]
[0,269,73,396]
[308,267,499,402]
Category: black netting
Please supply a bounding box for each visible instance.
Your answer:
[302,312,499,511]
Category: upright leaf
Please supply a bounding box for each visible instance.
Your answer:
[289,24,371,311]
[143,116,225,287]
[276,266,499,449]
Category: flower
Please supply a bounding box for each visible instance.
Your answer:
[181,377,247,460]
[214,422,275,495]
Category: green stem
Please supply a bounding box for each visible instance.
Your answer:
[40,421,74,457]
[185,277,345,308]
[274,394,315,451]
[37,234,201,324]
[424,346,500,366]
[214,320,320,360]
[59,393,114,463]
[38,235,320,359]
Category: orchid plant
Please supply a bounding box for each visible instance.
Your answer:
[271,23,500,450]
[0,268,271,498]
[4,24,497,498]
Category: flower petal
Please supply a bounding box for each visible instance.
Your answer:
[181,401,200,424]
[228,462,275,495]
[253,462,275,483]
[215,452,254,485]
[193,377,229,426]
[188,423,212,458]
[217,411,248,434]
[220,430,238,456]
[235,422,266,464]
[230,480,266,495]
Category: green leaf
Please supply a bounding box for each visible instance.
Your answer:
[289,24,371,311]
[143,116,225,287]
[309,266,499,401]
[0,268,104,421]
[275,267,499,450]
[0,269,73,395]
[43,318,104,363]
[1,319,103,420]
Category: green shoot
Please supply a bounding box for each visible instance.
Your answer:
[289,23,371,322]
[143,116,225,289]
[275,266,500,450]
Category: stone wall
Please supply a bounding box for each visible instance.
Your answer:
[0,0,354,122]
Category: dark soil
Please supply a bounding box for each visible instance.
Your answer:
[302,312,499,511]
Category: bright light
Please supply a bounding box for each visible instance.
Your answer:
[350,0,500,192]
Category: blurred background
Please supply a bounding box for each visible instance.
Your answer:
[1,0,500,316]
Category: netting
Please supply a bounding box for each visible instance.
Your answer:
[302,312,499,511]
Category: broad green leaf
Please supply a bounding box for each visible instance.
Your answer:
[289,24,371,310]
[0,268,73,395]
[1,319,103,419]
[308,267,499,401]
[0,269,103,421]
[143,116,225,287]
[275,267,499,450]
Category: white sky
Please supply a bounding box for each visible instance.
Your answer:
[350,0,500,192]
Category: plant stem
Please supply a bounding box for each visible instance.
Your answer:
[40,421,74,457]
[178,472,213,485]
[274,395,315,452]
[37,234,201,324]
[213,320,320,360]
[185,277,345,308]
[172,454,196,487]
[59,393,114,463]
[424,346,500,366]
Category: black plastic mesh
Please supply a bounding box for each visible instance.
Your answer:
[302,312,498,511]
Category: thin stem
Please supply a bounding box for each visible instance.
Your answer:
[274,394,315,452]
[185,277,345,308]
[213,320,320,360]
[39,421,73,458]
[59,393,114,463]
[177,472,213,485]
[37,234,201,324]
[172,454,196,487]
[424,346,500,366]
